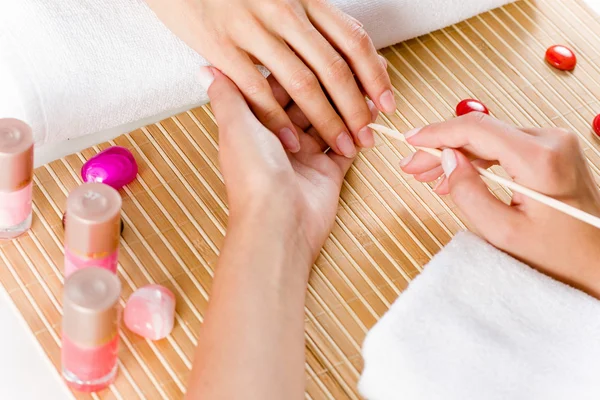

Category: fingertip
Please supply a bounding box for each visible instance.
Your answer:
[279,126,301,153]
[198,66,216,93]
[367,99,379,122]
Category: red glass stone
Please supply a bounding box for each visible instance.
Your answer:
[593,114,600,138]
[456,99,489,116]
[545,45,577,71]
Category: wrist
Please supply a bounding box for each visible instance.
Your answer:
[224,209,314,278]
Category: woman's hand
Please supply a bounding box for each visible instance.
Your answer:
[186,67,375,400]
[202,66,375,266]
[145,0,393,158]
[401,113,600,297]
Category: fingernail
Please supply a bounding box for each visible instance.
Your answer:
[379,90,396,114]
[336,132,357,158]
[279,127,301,153]
[348,15,364,28]
[404,128,421,140]
[399,153,414,168]
[433,175,445,191]
[198,66,215,91]
[358,126,375,148]
[367,99,379,122]
[441,149,457,178]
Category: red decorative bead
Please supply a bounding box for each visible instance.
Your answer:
[456,99,489,116]
[593,114,600,138]
[545,45,577,71]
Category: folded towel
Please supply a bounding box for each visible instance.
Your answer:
[359,232,600,400]
[0,0,513,166]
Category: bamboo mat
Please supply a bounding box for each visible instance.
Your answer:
[2,0,600,398]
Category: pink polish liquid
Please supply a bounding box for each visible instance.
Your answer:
[62,267,122,392]
[0,119,34,239]
[62,335,119,392]
[63,183,122,277]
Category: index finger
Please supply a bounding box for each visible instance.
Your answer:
[406,113,538,178]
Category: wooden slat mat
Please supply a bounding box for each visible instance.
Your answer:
[2,0,600,398]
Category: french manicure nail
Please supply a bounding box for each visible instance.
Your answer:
[279,128,301,153]
[336,132,357,158]
[358,126,375,148]
[404,128,421,140]
[433,175,445,191]
[379,90,397,114]
[367,99,379,122]
[441,149,457,177]
[198,67,215,91]
[399,153,414,168]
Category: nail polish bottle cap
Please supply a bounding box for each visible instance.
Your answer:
[0,119,34,192]
[65,183,122,257]
[63,267,121,346]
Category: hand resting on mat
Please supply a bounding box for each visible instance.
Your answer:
[186,66,377,399]
[400,113,600,298]
[144,0,393,158]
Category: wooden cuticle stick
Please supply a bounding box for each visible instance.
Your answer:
[369,123,600,231]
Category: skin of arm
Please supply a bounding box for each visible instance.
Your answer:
[186,212,312,400]
[185,67,363,399]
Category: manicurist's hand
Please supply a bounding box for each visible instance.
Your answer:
[400,113,600,298]
[186,67,377,400]
[145,0,394,157]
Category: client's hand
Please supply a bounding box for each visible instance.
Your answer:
[145,0,393,157]
[401,113,600,297]
[203,66,376,271]
[186,67,375,400]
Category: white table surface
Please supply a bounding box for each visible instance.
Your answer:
[2,0,600,398]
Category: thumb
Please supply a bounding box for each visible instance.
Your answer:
[441,149,522,240]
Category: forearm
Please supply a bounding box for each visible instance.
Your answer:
[186,216,313,400]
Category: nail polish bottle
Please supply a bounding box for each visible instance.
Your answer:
[64,183,122,277]
[0,119,34,239]
[62,267,121,392]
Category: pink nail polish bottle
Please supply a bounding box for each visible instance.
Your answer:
[64,183,122,277]
[0,119,34,239]
[62,267,121,392]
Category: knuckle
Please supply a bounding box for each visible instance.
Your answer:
[370,64,390,87]
[242,78,269,97]
[259,106,284,126]
[346,24,372,52]
[326,55,353,83]
[288,68,320,96]
[462,111,491,126]
[347,105,371,127]
[264,1,302,23]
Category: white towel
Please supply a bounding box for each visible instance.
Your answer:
[0,0,513,167]
[359,232,600,400]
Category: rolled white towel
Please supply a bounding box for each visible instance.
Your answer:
[0,0,514,166]
[359,232,600,400]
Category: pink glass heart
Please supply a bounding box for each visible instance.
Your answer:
[81,147,138,190]
[124,285,175,341]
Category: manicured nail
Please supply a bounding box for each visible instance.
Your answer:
[367,99,379,122]
[279,127,301,153]
[358,126,375,148]
[433,175,445,191]
[379,90,396,114]
[198,66,215,91]
[441,149,457,178]
[336,132,357,158]
[404,128,421,140]
[348,15,364,28]
[399,153,414,168]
